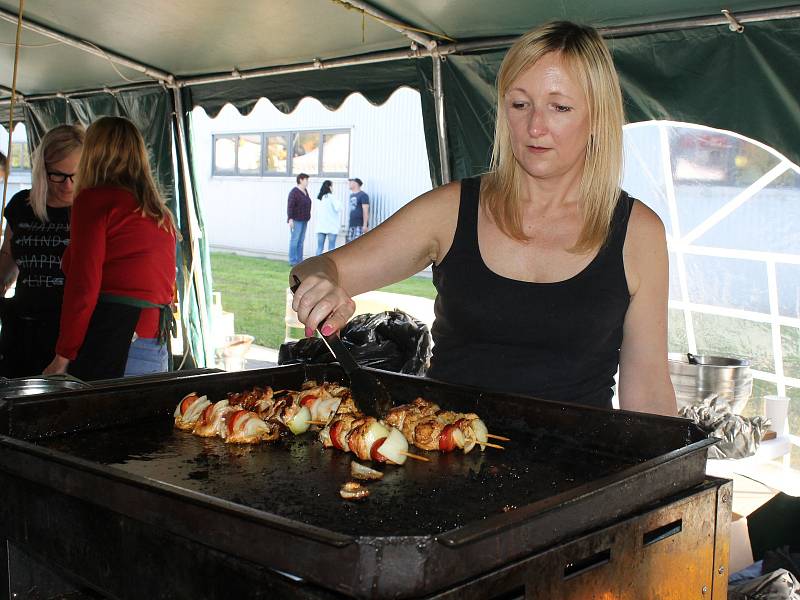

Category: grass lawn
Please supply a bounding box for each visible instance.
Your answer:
[210,251,435,349]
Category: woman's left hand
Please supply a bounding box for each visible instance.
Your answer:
[43,355,70,376]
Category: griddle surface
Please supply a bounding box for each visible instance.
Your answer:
[37,417,637,537]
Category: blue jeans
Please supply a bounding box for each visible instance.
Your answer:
[124,336,169,376]
[316,232,337,255]
[288,220,308,266]
[347,226,363,242]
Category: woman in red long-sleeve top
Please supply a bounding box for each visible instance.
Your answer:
[44,116,177,381]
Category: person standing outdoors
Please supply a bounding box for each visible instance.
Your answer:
[43,116,177,380]
[315,180,341,255]
[290,22,676,416]
[287,173,311,266]
[0,125,84,377]
[346,177,369,242]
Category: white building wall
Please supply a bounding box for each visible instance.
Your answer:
[190,87,432,260]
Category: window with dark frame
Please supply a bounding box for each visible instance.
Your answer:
[212,130,350,177]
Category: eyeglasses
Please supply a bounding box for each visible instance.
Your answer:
[47,171,75,184]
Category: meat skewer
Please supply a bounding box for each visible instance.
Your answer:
[319,401,428,463]
[227,387,312,435]
[385,398,498,453]
[193,399,237,437]
[224,409,281,444]
[174,392,281,444]
[176,386,497,456]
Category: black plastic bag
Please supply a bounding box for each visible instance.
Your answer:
[764,548,800,582]
[278,310,431,376]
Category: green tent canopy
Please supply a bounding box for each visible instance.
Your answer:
[2,0,799,365]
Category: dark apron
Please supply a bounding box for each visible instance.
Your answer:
[68,294,175,381]
[0,297,62,378]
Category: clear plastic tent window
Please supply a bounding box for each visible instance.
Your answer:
[623,121,800,419]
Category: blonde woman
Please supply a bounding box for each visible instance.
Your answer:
[0,125,84,377]
[290,22,675,415]
[44,116,177,380]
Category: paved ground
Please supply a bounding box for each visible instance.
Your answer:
[243,344,279,370]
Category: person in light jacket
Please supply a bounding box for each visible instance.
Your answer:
[315,180,342,255]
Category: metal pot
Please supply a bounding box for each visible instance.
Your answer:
[668,353,752,413]
[0,376,90,399]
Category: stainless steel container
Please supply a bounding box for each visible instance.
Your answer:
[669,353,752,413]
[0,376,90,399]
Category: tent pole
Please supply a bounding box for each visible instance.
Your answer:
[0,84,23,99]
[334,0,437,49]
[0,6,174,85]
[170,86,214,368]
[0,82,161,106]
[178,48,420,87]
[431,48,451,185]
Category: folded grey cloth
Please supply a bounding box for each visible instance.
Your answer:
[679,394,768,459]
[728,568,800,599]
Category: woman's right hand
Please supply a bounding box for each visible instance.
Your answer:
[290,256,356,337]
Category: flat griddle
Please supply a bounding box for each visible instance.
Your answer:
[0,364,714,598]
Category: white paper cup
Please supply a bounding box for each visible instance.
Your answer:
[764,395,790,436]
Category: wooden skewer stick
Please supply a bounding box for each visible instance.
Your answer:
[482,442,505,450]
[487,433,510,442]
[307,420,328,426]
[400,450,430,462]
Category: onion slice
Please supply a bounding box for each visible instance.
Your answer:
[284,405,311,435]
[471,418,489,451]
[175,394,210,430]
[374,427,408,465]
[340,481,369,500]
[350,461,384,481]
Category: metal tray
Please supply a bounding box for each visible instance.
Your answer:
[0,364,714,598]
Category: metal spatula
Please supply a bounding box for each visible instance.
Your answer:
[290,276,392,419]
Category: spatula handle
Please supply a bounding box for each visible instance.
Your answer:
[319,333,359,375]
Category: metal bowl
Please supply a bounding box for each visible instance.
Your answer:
[668,353,752,413]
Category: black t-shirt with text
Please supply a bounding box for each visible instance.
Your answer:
[5,189,70,314]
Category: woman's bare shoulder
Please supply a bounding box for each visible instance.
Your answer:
[626,198,666,246]
[412,180,462,209]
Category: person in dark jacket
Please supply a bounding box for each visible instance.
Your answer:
[287,173,312,266]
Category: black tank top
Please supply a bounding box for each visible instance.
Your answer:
[428,177,634,409]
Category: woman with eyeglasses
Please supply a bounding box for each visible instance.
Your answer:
[0,125,84,378]
[43,116,177,381]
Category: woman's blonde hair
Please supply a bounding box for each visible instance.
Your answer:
[29,124,85,222]
[75,116,176,233]
[482,21,625,253]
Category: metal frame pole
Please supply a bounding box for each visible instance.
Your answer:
[431,47,451,184]
[170,87,214,368]
[334,0,437,49]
